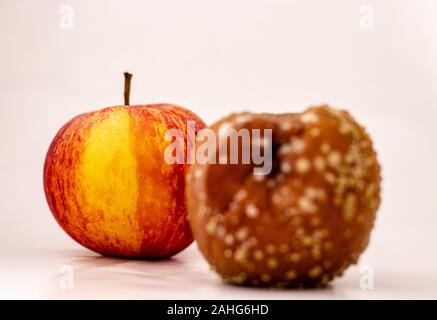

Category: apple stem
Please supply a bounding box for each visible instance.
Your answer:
[124,72,132,106]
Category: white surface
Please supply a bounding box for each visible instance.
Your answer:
[1,0,437,299]
[2,237,437,300]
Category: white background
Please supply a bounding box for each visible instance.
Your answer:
[0,0,436,299]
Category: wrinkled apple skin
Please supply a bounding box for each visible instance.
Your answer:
[44,104,205,258]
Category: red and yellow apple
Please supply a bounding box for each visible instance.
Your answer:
[44,74,205,258]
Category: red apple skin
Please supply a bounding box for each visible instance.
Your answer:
[44,104,206,258]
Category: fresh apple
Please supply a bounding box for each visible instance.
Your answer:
[44,73,206,258]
